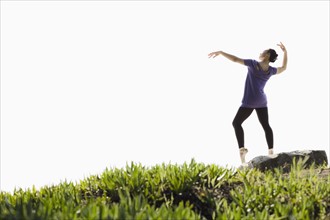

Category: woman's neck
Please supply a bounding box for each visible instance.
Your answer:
[259,60,270,66]
[258,61,270,71]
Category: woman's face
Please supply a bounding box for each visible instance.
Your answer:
[259,50,270,61]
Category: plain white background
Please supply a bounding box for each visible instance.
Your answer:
[1,1,329,192]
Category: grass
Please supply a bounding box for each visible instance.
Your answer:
[0,159,329,220]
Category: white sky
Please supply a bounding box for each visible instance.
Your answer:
[1,1,329,192]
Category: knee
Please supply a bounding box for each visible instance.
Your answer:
[261,123,272,131]
[232,119,240,128]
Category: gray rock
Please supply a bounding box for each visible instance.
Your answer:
[242,150,328,172]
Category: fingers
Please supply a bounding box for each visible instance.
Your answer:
[277,42,286,51]
[208,52,219,58]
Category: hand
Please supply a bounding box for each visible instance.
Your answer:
[277,42,286,52]
[208,51,221,58]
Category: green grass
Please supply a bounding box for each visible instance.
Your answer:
[0,159,329,220]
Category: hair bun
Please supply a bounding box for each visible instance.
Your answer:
[268,49,278,63]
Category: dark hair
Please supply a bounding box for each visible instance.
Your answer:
[268,49,278,62]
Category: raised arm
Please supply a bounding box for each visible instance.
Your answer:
[208,50,245,65]
[276,42,287,74]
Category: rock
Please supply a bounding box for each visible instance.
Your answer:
[241,150,328,172]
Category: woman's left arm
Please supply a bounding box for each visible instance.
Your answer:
[276,42,287,74]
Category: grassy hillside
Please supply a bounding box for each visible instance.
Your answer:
[0,159,329,220]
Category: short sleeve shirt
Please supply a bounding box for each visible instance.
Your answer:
[241,59,277,108]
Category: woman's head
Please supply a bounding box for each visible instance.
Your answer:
[259,49,278,63]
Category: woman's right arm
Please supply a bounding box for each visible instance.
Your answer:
[208,51,245,65]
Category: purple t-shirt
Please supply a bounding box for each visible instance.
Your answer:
[241,59,277,108]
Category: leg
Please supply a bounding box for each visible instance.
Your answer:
[255,108,274,153]
[232,107,254,148]
[232,107,254,164]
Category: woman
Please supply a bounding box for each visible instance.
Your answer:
[208,42,287,164]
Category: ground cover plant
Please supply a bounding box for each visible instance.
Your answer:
[0,159,329,219]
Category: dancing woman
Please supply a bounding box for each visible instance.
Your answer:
[208,42,288,163]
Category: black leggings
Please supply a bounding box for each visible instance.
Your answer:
[232,107,273,149]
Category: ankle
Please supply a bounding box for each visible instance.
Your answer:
[239,147,248,153]
[239,148,248,163]
[268,148,274,155]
